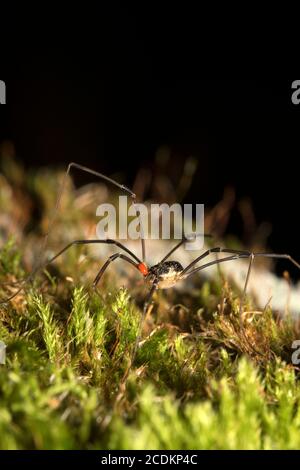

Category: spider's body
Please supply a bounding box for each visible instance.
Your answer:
[145,261,184,290]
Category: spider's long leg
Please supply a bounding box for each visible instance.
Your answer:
[183,251,300,277]
[0,239,141,304]
[182,250,300,311]
[93,253,140,287]
[160,233,213,264]
[43,162,146,263]
[47,239,141,266]
[180,247,246,276]
[241,254,255,314]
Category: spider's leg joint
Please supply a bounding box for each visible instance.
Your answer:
[137,263,149,276]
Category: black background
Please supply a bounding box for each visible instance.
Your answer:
[0,9,299,265]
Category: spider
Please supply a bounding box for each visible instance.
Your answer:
[2,163,300,333]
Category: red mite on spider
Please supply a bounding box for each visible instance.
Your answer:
[2,162,300,358]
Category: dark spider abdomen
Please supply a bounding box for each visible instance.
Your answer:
[146,261,184,289]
